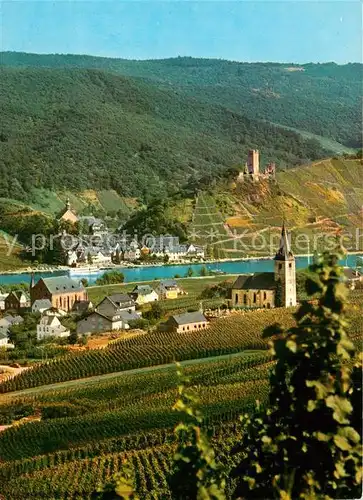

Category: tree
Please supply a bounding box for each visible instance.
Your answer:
[199,266,208,277]
[95,271,125,285]
[68,331,78,345]
[144,302,164,321]
[80,278,89,288]
[87,252,93,265]
[232,252,362,499]
[79,335,88,346]
[186,267,194,278]
[163,254,169,264]
[168,363,226,499]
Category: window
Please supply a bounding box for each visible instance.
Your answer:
[235,293,239,304]
[243,294,247,305]
[263,292,267,300]
[253,293,257,304]
[279,264,282,270]
[289,263,292,269]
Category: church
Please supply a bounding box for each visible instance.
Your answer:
[231,224,297,309]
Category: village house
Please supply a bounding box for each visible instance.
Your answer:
[130,285,159,305]
[231,223,297,309]
[5,291,31,312]
[96,294,136,316]
[76,309,141,335]
[155,280,185,300]
[147,236,205,261]
[0,315,24,337]
[163,311,209,333]
[0,293,7,311]
[71,300,93,315]
[32,299,52,314]
[77,293,140,335]
[37,315,70,340]
[79,216,108,236]
[0,331,15,349]
[30,276,88,312]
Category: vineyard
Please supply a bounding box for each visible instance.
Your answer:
[0,353,270,498]
[0,290,361,498]
[0,307,293,393]
[1,422,244,499]
[1,297,362,393]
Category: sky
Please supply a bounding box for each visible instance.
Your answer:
[1,1,361,64]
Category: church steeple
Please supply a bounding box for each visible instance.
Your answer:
[275,222,293,261]
[274,222,297,307]
[66,197,71,211]
[30,272,35,289]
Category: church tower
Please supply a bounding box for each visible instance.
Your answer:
[274,223,297,307]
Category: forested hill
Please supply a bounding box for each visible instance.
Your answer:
[0,66,327,202]
[2,52,362,148]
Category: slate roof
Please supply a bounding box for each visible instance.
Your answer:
[8,290,30,301]
[72,300,92,314]
[41,277,84,294]
[159,280,178,289]
[108,294,135,305]
[119,310,141,322]
[32,299,52,309]
[232,272,276,291]
[171,311,207,325]
[275,223,294,261]
[132,285,154,295]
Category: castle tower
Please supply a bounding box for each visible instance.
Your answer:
[274,223,297,307]
[247,149,259,181]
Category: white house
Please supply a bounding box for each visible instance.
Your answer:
[0,315,23,336]
[130,285,159,305]
[89,250,112,265]
[37,315,70,340]
[67,250,78,266]
[0,331,14,349]
[0,293,7,311]
[32,299,52,314]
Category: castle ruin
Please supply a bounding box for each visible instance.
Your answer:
[237,149,276,182]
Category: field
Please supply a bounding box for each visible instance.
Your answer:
[1,291,362,393]
[87,275,236,304]
[0,352,270,498]
[0,289,361,498]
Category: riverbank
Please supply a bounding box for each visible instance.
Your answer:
[2,250,362,276]
[1,252,362,287]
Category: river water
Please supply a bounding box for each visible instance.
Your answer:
[0,254,361,286]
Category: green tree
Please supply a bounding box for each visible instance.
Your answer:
[80,278,89,288]
[96,271,125,285]
[186,267,194,278]
[68,331,78,345]
[233,252,362,499]
[200,266,208,277]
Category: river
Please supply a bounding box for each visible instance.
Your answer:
[0,254,362,286]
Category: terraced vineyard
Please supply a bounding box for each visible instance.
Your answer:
[0,308,290,392]
[1,294,362,393]
[0,354,268,498]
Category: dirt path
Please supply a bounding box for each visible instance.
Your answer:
[0,350,263,401]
